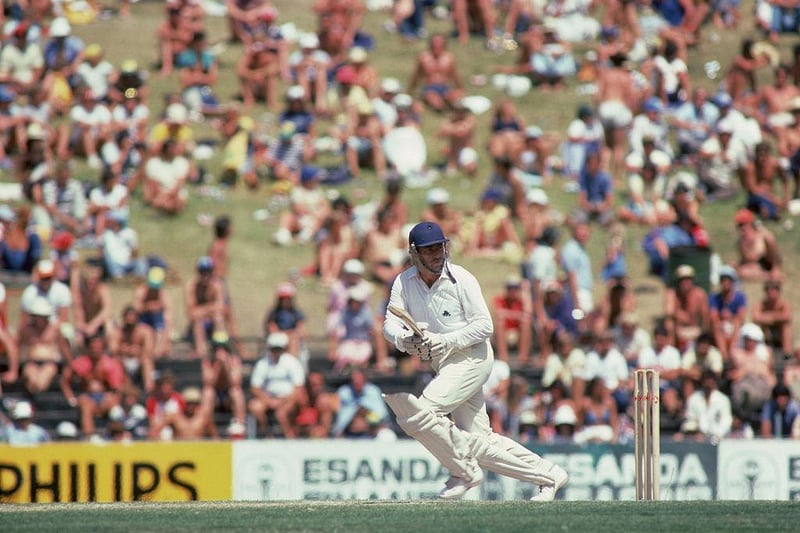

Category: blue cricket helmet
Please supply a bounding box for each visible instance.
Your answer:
[409,221,447,248]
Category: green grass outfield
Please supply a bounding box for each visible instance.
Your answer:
[0,500,796,532]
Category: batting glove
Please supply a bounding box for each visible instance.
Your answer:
[423,332,449,359]
[403,334,429,359]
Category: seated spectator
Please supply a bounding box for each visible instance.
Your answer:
[110,305,155,393]
[88,168,129,239]
[669,87,718,165]
[278,85,317,155]
[202,332,246,431]
[491,275,532,364]
[561,103,604,182]
[77,44,115,102]
[486,156,526,218]
[710,265,748,360]
[678,370,733,442]
[484,357,511,434]
[0,205,42,274]
[217,108,257,189]
[664,264,710,347]
[328,284,388,372]
[408,34,464,113]
[314,196,358,287]
[326,258,369,333]
[43,17,84,95]
[629,97,671,157]
[575,377,618,444]
[225,0,270,44]
[273,166,329,246]
[756,0,800,42]
[344,101,386,179]
[465,188,522,262]
[185,256,225,358]
[19,259,73,337]
[641,202,696,279]
[1,401,50,444]
[374,178,409,231]
[248,331,305,438]
[18,297,69,397]
[515,127,551,188]
[288,33,330,113]
[101,210,147,280]
[560,213,594,316]
[530,28,577,89]
[156,2,193,76]
[420,188,462,249]
[166,386,217,439]
[541,329,586,391]
[436,99,478,176]
[43,161,90,237]
[148,102,194,159]
[578,149,614,226]
[360,208,405,285]
[145,371,184,440]
[133,266,173,358]
[143,139,189,215]
[331,369,389,438]
[348,46,379,98]
[176,31,220,119]
[680,331,724,397]
[752,279,793,355]
[581,330,629,412]
[734,208,782,281]
[520,189,552,248]
[729,323,776,423]
[0,22,44,95]
[71,260,114,349]
[258,121,306,188]
[60,88,112,169]
[541,280,580,344]
[107,384,148,441]
[748,141,790,221]
[295,371,338,438]
[263,282,307,363]
[488,100,524,161]
[237,39,281,110]
[612,312,651,369]
[760,384,800,438]
[697,121,748,200]
[61,333,124,438]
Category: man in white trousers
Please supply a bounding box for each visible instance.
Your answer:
[383,221,569,500]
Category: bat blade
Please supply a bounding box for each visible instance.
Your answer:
[388,304,425,337]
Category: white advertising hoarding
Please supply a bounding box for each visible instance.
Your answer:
[718,440,800,501]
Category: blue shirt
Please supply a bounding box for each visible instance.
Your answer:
[176,49,215,73]
[760,399,800,437]
[266,307,305,332]
[2,422,51,444]
[332,382,389,436]
[43,36,84,70]
[709,290,747,316]
[340,304,374,341]
[560,238,593,291]
[279,110,314,135]
[579,168,612,204]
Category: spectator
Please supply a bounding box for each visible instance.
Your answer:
[360,208,405,285]
[315,196,358,287]
[218,107,257,188]
[185,256,225,358]
[465,187,522,262]
[143,139,190,215]
[167,386,218,439]
[60,88,112,169]
[752,279,793,356]
[679,370,733,442]
[520,188,553,248]
[595,52,639,170]
[156,2,193,76]
[111,305,155,393]
[484,357,512,434]
[680,331,724,397]
[641,201,695,279]
[748,141,790,221]
[575,377,618,444]
[578,149,614,226]
[133,266,173,358]
[408,34,464,113]
[374,178,409,232]
[487,100,524,161]
[62,333,124,438]
[697,121,748,200]
[249,331,305,438]
[541,328,586,391]
[735,208,781,281]
[331,368,389,437]
[560,213,594,316]
[107,384,148,441]
[237,39,281,110]
[0,23,44,95]
[328,283,388,371]
[729,323,776,423]
[100,210,147,280]
[419,188,462,248]
[295,371,338,438]
[581,330,629,412]
[288,33,330,114]
[612,312,651,369]
[760,384,800,438]
[669,87,719,164]
[77,44,115,102]
[18,297,69,397]
[491,275,532,364]
[43,17,84,89]
[149,102,193,158]
[515,126,551,188]
[176,31,220,119]
[437,99,478,176]
[145,371,185,440]
[0,205,42,274]
[70,260,114,349]
[273,165,329,246]
[263,282,307,363]
[664,264,710,347]
[486,156,526,219]
[202,331,246,432]
[88,168,129,239]
[709,265,747,360]
[561,103,604,181]
[42,161,90,237]
[1,401,50,444]
[326,258,369,332]
[530,28,577,89]
[629,97,671,157]
[278,86,317,156]
[19,259,73,337]
[541,280,580,344]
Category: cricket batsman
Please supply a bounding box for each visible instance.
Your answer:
[383,221,569,500]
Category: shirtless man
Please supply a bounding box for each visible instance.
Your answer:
[111,305,156,393]
[595,52,639,171]
[663,264,710,348]
[314,0,365,61]
[360,209,406,284]
[237,40,281,109]
[436,100,477,175]
[19,298,71,397]
[408,34,464,113]
[186,256,226,357]
[750,65,800,140]
[747,142,790,220]
[166,386,218,439]
[724,39,770,105]
[133,266,173,358]
[735,209,781,281]
[202,333,246,428]
[420,188,462,249]
[71,261,113,349]
[752,279,793,355]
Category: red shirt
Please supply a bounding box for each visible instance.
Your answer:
[71,354,125,390]
[493,294,525,330]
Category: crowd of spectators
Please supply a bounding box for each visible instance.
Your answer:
[2,0,800,445]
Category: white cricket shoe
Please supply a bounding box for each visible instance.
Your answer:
[530,465,569,502]
[438,469,484,500]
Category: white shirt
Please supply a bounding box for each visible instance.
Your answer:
[629,114,670,155]
[89,183,128,212]
[685,389,733,439]
[582,348,628,390]
[567,117,604,144]
[70,102,112,127]
[0,42,43,84]
[653,56,687,96]
[77,60,115,98]
[102,227,138,265]
[637,344,682,371]
[542,347,586,388]
[20,280,72,313]
[483,359,510,399]
[525,245,558,285]
[112,102,150,131]
[383,262,493,356]
[145,155,190,190]
[681,346,724,374]
[250,352,306,398]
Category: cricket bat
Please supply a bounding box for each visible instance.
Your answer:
[388,304,425,337]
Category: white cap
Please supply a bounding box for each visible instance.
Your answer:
[12,401,33,420]
[740,323,764,343]
[299,33,319,49]
[342,258,365,275]
[348,46,367,63]
[26,122,45,140]
[457,147,478,167]
[526,188,549,206]
[525,125,543,139]
[392,93,413,108]
[50,17,71,37]
[347,284,371,302]
[426,187,450,204]
[286,85,305,100]
[553,404,577,426]
[267,331,289,348]
[381,77,402,94]
[57,420,79,438]
[166,103,188,124]
[28,296,54,317]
